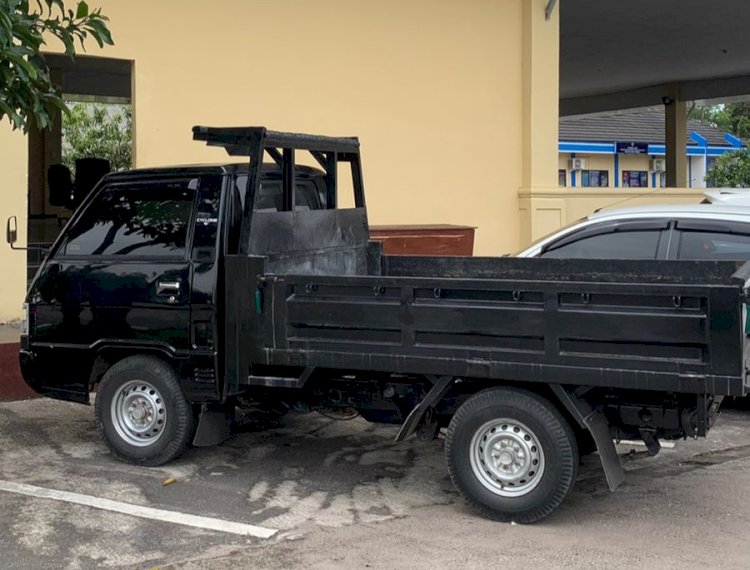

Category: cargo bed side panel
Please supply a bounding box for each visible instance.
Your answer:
[259,266,745,396]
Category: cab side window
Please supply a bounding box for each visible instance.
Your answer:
[540,230,662,259]
[234,175,323,212]
[59,182,196,258]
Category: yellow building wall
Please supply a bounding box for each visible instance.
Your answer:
[557,153,693,191]
[573,154,612,187]
[585,155,612,174]
[558,154,653,189]
[0,128,28,324]
[107,0,528,249]
[1,0,563,320]
[519,187,703,243]
[618,155,650,186]
[517,0,559,246]
[530,153,702,242]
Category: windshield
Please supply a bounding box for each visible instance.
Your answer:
[512,217,586,256]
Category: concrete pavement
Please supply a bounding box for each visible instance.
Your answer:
[0,397,749,569]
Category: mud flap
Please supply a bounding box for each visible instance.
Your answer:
[192,405,232,447]
[583,407,625,491]
[550,384,625,492]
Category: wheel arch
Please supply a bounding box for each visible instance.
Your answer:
[89,345,181,392]
[438,379,586,430]
[430,379,601,461]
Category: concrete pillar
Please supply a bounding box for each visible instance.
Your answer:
[518,0,561,246]
[664,86,687,187]
[691,155,707,189]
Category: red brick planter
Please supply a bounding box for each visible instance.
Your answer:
[0,342,36,401]
[370,225,476,256]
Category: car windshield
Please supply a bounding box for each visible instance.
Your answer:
[511,218,586,255]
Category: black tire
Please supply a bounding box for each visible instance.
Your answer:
[445,388,578,523]
[95,355,194,466]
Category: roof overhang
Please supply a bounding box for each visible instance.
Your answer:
[560,1,750,115]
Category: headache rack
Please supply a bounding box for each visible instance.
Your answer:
[192,125,366,255]
[192,125,361,155]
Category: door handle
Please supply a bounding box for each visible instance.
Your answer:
[157,281,181,295]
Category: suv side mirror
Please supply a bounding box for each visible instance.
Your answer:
[6,216,17,247]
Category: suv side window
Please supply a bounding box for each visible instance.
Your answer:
[59,181,196,258]
[540,230,662,259]
[677,230,750,260]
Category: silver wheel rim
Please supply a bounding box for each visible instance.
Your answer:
[469,418,545,497]
[111,380,167,447]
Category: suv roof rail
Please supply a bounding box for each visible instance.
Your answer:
[192,126,359,155]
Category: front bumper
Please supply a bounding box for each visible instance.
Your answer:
[19,338,89,404]
[19,336,43,394]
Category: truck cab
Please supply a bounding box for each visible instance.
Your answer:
[19,158,336,404]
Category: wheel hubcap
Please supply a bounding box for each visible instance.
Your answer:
[111,380,167,447]
[469,419,545,497]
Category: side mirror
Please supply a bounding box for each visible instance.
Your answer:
[6,216,17,246]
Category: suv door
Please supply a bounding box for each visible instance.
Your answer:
[28,176,205,402]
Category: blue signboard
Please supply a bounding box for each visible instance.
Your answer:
[616,142,649,155]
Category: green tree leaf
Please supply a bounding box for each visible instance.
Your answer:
[0,0,114,132]
[690,102,750,142]
[706,150,750,188]
[6,50,38,80]
[86,17,113,46]
[75,0,88,18]
[62,102,132,172]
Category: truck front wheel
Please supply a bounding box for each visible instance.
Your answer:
[95,356,194,466]
[445,388,578,523]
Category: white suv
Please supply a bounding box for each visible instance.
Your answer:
[517,201,750,261]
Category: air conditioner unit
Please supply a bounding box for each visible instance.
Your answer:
[650,159,666,172]
[568,158,587,171]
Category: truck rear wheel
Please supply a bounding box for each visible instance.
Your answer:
[95,356,194,466]
[445,388,578,523]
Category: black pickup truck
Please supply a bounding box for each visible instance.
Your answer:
[12,127,750,523]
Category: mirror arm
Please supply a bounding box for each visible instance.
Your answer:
[8,243,50,254]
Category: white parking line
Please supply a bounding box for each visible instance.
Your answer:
[0,479,278,538]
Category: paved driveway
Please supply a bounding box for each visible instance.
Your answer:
[1,398,749,569]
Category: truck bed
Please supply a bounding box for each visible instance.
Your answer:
[225,256,748,397]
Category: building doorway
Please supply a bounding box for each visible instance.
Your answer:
[26,54,132,280]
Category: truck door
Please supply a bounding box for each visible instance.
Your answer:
[29,175,209,401]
